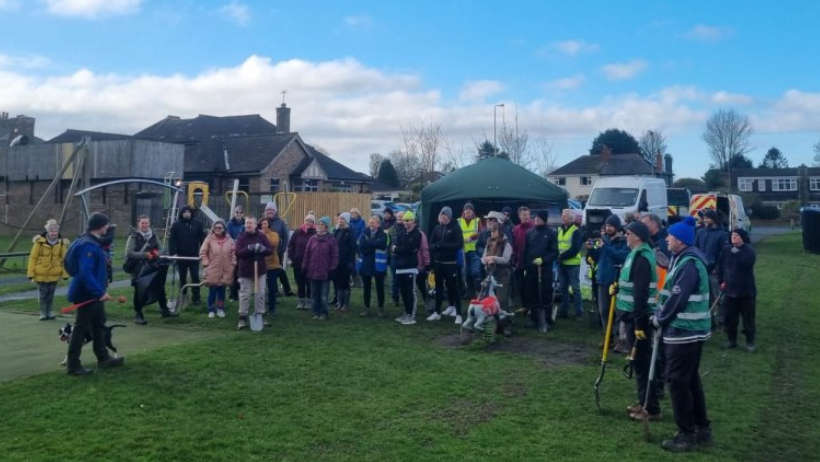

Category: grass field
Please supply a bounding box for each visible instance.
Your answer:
[0,233,818,462]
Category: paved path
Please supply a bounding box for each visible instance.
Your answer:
[0,279,132,303]
[0,310,219,382]
[750,226,793,243]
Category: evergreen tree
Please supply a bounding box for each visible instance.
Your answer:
[377,159,400,187]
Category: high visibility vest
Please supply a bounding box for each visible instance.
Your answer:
[658,254,711,331]
[557,225,581,266]
[616,243,658,313]
[458,218,479,253]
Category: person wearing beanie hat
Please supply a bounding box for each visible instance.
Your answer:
[287,214,317,310]
[716,228,757,352]
[694,210,727,321]
[348,207,366,242]
[523,207,558,333]
[333,211,357,312]
[382,208,396,232]
[28,219,70,320]
[535,209,549,224]
[262,199,294,297]
[304,215,339,320]
[66,212,124,375]
[458,202,483,304]
[653,214,713,452]
[587,213,630,339]
[556,209,584,320]
[619,219,661,421]
[169,205,206,306]
[463,202,475,211]
[428,204,464,321]
[393,208,423,325]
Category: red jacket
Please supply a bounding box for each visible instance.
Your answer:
[512,221,534,268]
[235,231,272,279]
[417,230,431,272]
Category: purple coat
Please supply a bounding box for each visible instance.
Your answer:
[287,226,316,269]
[303,233,339,281]
[234,231,272,279]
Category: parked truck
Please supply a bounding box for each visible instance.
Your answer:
[666,188,691,225]
[689,192,751,232]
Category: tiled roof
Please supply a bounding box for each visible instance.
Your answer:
[185,133,297,174]
[296,145,373,182]
[551,153,655,176]
[135,114,278,143]
[47,129,132,144]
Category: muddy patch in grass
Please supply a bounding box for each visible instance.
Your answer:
[430,399,501,437]
[438,334,592,368]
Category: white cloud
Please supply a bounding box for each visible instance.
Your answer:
[551,40,599,56]
[602,60,648,81]
[683,24,734,42]
[458,80,505,103]
[42,0,142,18]
[544,75,585,90]
[0,53,53,70]
[757,89,820,132]
[0,0,20,11]
[712,91,753,105]
[219,1,250,27]
[344,14,373,28]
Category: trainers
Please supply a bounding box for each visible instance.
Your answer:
[263,318,271,327]
[454,315,463,325]
[208,311,216,318]
[630,410,662,422]
[426,312,441,321]
[134,314,147,325]
[661,432,697,452]
[400,316,417,325]
[97,357,125,369]
[745,343,756,353]
[696,426,713,447]
[216,309,226,318]
[237,317,248,330]
[67,366,94,376]
[442,306,456,317]
[626,403,643,415]
[395,314,407,323]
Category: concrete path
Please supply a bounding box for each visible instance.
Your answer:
[0,310,219,382]
[750,226,793,243]
[0,279,131,303]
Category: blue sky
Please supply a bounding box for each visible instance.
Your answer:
[2,0,819,180]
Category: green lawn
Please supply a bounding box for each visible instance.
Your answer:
[0,233,817,462]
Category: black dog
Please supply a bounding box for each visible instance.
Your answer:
[59,323,126,366]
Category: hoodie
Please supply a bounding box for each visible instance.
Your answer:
[169,205,206,257]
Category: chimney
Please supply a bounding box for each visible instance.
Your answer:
[276,103,291,133]
[600,144,611,164]
[655,153,663,173]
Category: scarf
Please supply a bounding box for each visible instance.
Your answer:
[486,234,507,258]
[139,228,154,242]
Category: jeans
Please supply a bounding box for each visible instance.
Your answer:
[525,266,554,326]
[207,286,226,313]
[362,273,385,309]
[463,251,481,295]
[310,279,330,316]
[558,264,583,317]
[266,268,283,315]
[38,281,57,318]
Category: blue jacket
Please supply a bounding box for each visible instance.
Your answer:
[349,216,366,242]
[67,233,108,303]
[651,228,671,259]
[695,225,727,271]
[589,234,630,285]
[227,217,245,240]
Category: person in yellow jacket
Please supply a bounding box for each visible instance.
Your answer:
[458,202,483,299]
[259,218,282,321]
[27,219,70,320]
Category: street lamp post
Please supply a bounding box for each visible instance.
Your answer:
[493,103,505,155]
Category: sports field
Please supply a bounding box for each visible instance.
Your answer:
[0,232,817,462]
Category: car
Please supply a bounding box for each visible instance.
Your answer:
[393,203,413,213]
[371,200,398,218]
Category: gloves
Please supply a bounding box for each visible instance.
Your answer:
[731,246,740,254]
[533,257,543,266]
[146,251,157,260]
[609,283,618,295]
[635,330,647,341]
[720,282,726,291]
[247,244,264,254]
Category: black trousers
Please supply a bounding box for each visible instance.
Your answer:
[724,296,756,344]
[278,254,292,293]
[230,266,240,300]
[293,266,311,299]
[398,272,417,316]
[622,313,661,414]
[525,267,554,326]
[434,262,461,316]
[514,268,527,307]
[416,269,429,311]
[177,259,201,301]
[665,341,710,434]
[66,300,110,370]
[362,273,385,308]
[335,266,352,291]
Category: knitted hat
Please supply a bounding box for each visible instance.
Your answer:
[605,214,622,230]
[535,209,549,223]
[668,216,696,246]
[350,207,361,216]
[485,211,505,223]
[463,202,475,211]
[403,211,416,222]
[625,221,651,244]
[501,206,514,216]
[339,212,351,224]
[305,213,316,224]
[87,212,110,231]
[265,201,277,212]
[318,216,331,228]
[732,228,751,244]
[439,206,453,220]
[44,219,59,232]
[703,209,719,222]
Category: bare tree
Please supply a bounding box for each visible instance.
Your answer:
[388,149,419,186]
[400,119,444,176]
[368,153,384,178]
[532,127,558,177]
[498,105,532,167]
[702,108,754,171]
[638,129,668,164]
[442,137,469,172]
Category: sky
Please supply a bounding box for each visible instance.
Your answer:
[1,0,819,180]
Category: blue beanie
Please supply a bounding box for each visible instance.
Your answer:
[668,216,696,246]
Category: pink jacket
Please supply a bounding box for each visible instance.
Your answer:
[417,230,431,271]
[199,233,236,286]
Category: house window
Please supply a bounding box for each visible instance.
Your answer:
[771,178,797,191]
[811,178,820,191]
[739,178,753,192]
[757,179,766,192]
[556,177,566,186]
[294,179,318,192]
[330,182,352,192]
[237,178,250,193]
[580,176,592,186]
[269,178,280,193]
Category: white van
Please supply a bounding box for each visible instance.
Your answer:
[583,176,668,233]
[689,193,751,233]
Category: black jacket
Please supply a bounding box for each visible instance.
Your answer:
[334,226,358,271]
[621,252,652,332]
[392,227,421,270]
[523,224,558,270]
[169,206,206,257]
[430,220,464,263]
[716,243,757,298]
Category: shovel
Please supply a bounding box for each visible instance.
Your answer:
[249,258,263,332]
[640,330,662,442]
